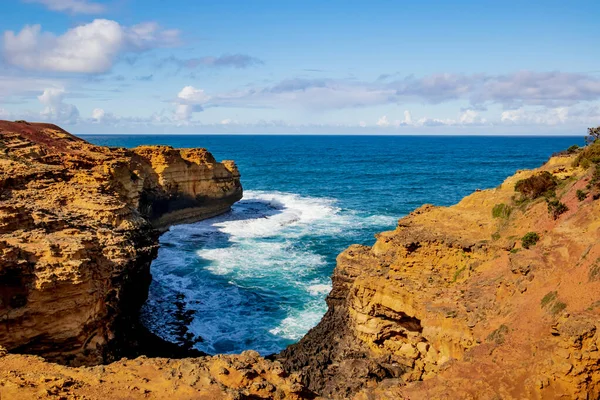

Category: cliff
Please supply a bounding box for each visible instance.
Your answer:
[2,121,600,400]
[279,146,600,399]
[0,120,242,365]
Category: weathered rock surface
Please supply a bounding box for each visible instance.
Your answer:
[0,350,311,399]
[2,121,600,399]
[0,120,242,366]
[279,151,600,399]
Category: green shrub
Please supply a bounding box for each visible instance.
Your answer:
[551,301,567,315]
[540,290,567,316]
[566,144,580,153]
[576,190,587,201]
[521,232,540,249]
[492,203,512,219]
[486,324,509,345]
[574,140,600,168]
[514,172,557,199]
[547,199,568,219]
[541,291,557,307]
[590,164,600,188]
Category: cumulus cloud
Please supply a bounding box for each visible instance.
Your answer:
[3,19,180,73]
[38,87,80,124]
[160,54,263,69]
[376,115,390,127]
[23,0,105,14]
[403,110,413,125]
[91,108,120,124]
[459,109,485,124]
[174,86,211,121]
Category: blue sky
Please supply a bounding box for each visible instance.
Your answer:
[0,0,599,134]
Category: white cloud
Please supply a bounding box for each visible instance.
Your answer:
[174,86,211,121]
[216,72,600,112]
[91,107,119,124]
[177,86,210,103]
[38,87,79,124]
[403,110,413,125]
[376,115,390,127]
[3,19,180,73]
[459,109,485,124]
[91,108,105,121]
[373,109,488,129]
[501,107,569,125]
[23,0,105,14]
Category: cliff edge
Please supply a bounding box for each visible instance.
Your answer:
[279,144,600,399]
[0,121,242,365]
[1,122,600,399]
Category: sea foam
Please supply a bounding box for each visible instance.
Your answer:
[141,190,395,355]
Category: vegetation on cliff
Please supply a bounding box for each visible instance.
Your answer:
[2,123,600,399]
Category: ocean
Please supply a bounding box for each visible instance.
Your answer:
[83,134,582,355]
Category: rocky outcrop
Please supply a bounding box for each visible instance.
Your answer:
[0,121,241,366]
[279,150,600,399]
[0,350,312,399]
[2,120,600,399]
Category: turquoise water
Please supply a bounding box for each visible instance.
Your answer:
[84,135,582,355]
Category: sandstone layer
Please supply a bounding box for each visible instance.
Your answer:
[279,147,600,399]
[1,121,600,400]
[0,120,242,366]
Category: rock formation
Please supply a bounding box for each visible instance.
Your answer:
[0,121,241,366]
[279,148,600,399]
[1,121,600,399]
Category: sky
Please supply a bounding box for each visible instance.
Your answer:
[0,0,599,134]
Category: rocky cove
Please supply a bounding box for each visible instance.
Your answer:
[1,120,600,399]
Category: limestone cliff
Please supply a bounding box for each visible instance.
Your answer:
[279,147,600,399]
[0,120,241,365]
[2,121,600,400]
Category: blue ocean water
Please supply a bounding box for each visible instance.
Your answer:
[84,134,582,355]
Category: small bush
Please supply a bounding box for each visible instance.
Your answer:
[547,199,568,219]
[540,290,567,316]
[551,301,567,315]
[590,164,600,189]
[574,140,600,168]
[514,172,557,199]
[491,232,501,241]
[521,232,540,249]
[486,324,509,345]
[566,144,580,153]
[492,203,512,219]
[576,190,587,201]
[541,291,557,307]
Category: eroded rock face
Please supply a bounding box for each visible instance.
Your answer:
[280,153,600,399]
[0,121,242,365]
[0,350,311,400]
[2,121,600,399]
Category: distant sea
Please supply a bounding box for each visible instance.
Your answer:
[83,134,583,355]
